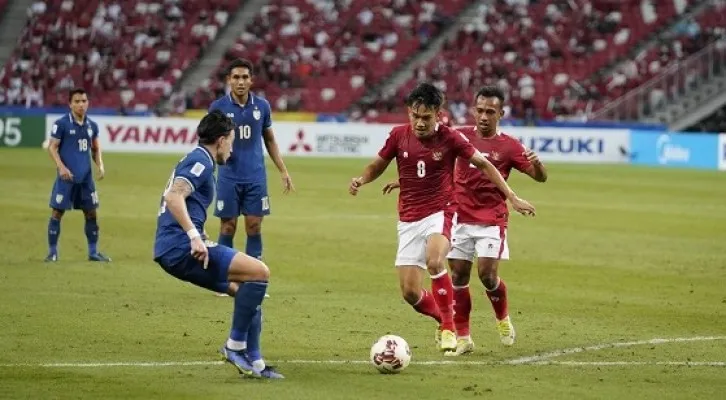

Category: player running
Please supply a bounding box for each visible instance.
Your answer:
[153,110,282,379]
[349,83,535,353]
[45,88,110,263]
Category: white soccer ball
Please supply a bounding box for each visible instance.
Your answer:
[370,335,411,374]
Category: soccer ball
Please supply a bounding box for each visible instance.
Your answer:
[369,335,411,374]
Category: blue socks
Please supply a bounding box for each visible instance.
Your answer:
[246,308,263,362]
[230,281,268,342]
[48,217,61,255]
[218,233,234,248]
[246,234,262,259]
[85,218,99,255]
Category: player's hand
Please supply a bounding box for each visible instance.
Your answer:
[349,177,364,196]
[97,165,105,181]
[59,166,73,181]
[281,173,295,194]
[382,181,400,195]
[524,149,541,165]
[190,236,209,269]
[510,196,536,217]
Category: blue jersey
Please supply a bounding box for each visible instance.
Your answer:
[153,146,216,265]
[50,114,99,183]
[208,93,272,183]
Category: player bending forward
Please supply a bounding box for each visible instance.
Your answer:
[349,83,535,352]
[153,110,283,379]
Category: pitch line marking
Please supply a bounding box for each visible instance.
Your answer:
[0,336,723,368]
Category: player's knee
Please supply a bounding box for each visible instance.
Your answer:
[245,220,261,235]
[252,261,270,282]
[83,210,97,220]
[479,270,498,290]
[450,268,470,287]
[220,219,237,235]
[425,258,446,275]
[401,287,420,305]
[51,209,64,220]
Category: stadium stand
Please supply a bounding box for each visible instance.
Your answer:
[190,0,468,113]
[0,0,239,110]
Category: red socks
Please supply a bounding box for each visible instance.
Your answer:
[412,289,441,323]
[430,270,455,331]
[486,278,508,320]
[453,285,472,337]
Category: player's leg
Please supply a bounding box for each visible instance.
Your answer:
[395,220,442,332]
[214,180,241,248]
[221,249,282,379]
[447,223,476,343]
[425,233,457,351]
[46,177,73,261]
[79,178,109,262]
[475,226,514,345]
[240,181,270,260]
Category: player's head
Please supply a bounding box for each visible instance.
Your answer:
[68,88,89,117]
[405,83,444,138]
[226,58,254,100]
[197,110,235,164]
[472,86,505,136]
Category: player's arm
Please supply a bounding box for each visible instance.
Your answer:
[349,156,392,195]
[47,125,73,181]
[91,137,105,180]
[262,127,294,193]
[522,150,547,182]
[164,177,209,266]
[469,151,536,216]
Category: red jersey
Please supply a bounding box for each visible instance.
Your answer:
[454,127,532,227]
[379,124,476,222]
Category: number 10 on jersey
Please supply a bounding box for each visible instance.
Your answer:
[230,125,251,153]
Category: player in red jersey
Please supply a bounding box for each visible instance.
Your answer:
[349,83,535,352]
[445,86,547,355]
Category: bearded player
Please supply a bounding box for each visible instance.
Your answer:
[349,83,536,352]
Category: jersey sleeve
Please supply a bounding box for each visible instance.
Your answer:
[208,100,219,113]
[90,122,99,141]
[509,139,532,173]
[174,157,212,192]
[50,120,64,140]
[377,129,398,160]
[451,129,476,160]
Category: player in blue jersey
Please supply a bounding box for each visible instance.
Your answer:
[208,58,294,262]
[45,88,110,262]
[153,110,283,379]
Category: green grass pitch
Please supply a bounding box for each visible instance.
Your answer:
[0,149,725,399]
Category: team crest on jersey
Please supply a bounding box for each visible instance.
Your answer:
[55,194,64,203]
[217,200,224,211]
[432,151,443,161]
[403,151,408,158]
[490,151,501,161]
[87,128,93,137]
[252,108,261,121]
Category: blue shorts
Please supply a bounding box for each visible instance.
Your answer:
[155,243,236,293]
[49,175,98,210]
[214,180,270,218]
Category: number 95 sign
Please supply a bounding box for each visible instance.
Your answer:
[0,116,46,148]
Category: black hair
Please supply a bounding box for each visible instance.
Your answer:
[474,86,506,107]
[405,82,444,110]
[226,58,254,77]
[68,88,87,102]
[197,110,234,145]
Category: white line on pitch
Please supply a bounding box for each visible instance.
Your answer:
[0,360,724,368]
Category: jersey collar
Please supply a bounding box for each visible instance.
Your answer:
[196,145,214,165]
[227,92,254,107]
[67,113,87,126]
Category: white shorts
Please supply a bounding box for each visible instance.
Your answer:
[395,211,454,269]
[447,223,509,261]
